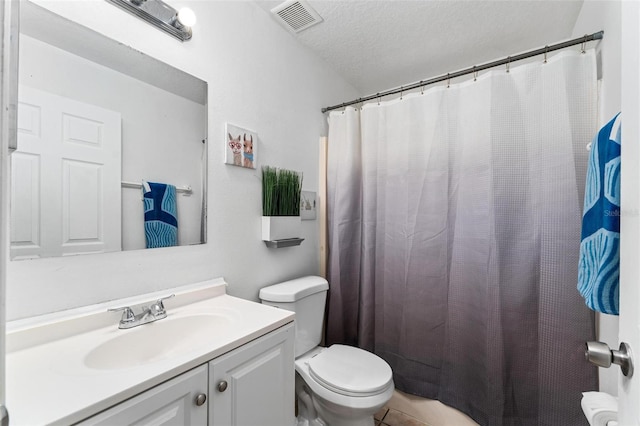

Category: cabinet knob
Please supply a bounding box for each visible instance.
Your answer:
[217,380,228,392]
[195,393,207,406]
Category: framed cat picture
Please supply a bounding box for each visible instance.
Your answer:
[225,123,257,169]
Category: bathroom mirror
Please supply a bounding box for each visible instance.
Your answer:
[10,2,207,260]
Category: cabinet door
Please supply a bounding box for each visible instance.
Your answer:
[79,365,208,426]
[209,323,295,426]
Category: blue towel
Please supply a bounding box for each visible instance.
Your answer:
[578,113,621,315]
[142,181,178,248]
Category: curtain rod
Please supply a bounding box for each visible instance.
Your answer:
[321,31,604,113]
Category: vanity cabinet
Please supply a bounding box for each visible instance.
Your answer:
[77,323,294,426]
[78,365,208,425]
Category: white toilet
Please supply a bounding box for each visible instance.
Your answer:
[260,276,394,426]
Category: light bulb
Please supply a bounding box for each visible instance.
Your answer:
[177,7,196,27]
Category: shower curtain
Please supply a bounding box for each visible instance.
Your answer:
[326,50,598,426]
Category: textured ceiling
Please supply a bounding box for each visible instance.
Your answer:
[255,0,585,96]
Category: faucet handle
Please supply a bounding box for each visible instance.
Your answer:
[151,294,175,315]
[108,306,135,324]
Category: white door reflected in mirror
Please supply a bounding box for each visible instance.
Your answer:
[11,86,122,260]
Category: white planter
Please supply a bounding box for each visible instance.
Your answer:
[262,216,301,241]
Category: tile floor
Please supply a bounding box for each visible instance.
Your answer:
[375,390,479,426]
[375,406,429,426]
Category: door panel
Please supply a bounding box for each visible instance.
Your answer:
[63,113,104,147]
[1,1,20,421]
[62,159,103,252]
[619,1,640,424]
[10,152,40,252]
[11,85,121,258]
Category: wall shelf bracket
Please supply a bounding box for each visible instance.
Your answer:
[263,238,304,248]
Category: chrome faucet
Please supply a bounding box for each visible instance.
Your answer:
[108,294,175,329]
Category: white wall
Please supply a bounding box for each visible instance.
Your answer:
[18,34,206,251]
[571,0,621,396]
[6,0,359,319]
[572,0,621,123]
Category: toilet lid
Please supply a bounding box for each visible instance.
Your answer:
[307,345,393,397]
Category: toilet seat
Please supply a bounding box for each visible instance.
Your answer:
[307,345,393,397]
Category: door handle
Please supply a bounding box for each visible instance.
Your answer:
[585,341,634,377]
[0,405,9,426]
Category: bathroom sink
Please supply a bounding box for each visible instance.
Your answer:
[84,314,233,370]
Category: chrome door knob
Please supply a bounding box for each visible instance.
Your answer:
[585,341,613,367]
[585,341,634,377]
[195,393,207,406]
[218,381,228,392]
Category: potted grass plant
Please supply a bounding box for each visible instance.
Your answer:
[262,166,303,242]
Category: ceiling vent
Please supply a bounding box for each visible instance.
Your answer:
[271,0,323,34]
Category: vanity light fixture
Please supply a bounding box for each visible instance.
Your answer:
[105,0,195,41]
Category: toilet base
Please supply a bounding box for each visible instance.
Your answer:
[295,372,384,426]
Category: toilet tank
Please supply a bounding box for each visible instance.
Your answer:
[259,276,329,357]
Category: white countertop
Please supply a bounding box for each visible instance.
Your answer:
[6,279,294,425]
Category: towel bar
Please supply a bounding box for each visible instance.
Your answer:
[121,181,193,195]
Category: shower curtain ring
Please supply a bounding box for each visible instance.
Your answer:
[506,56,510,73]
[447,73,450,88]
[581,35,587,53]
[400,86,404,100]
[473,66,477,82]
[544,45,549,63]
[377,93,381,106]
[420,81,424,95]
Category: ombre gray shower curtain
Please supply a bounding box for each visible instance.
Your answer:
[326,50,598,426]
